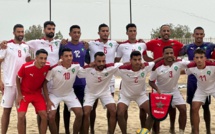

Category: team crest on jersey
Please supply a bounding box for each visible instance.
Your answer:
[138,46,141,51]
[141,72,145,77]
[105,73,109,76]
[204,46,207,50]
[109,43,113,47]
[71,68,75,73]
[174,66,178,71]
[81,48,85,51]
[207,71,211,75]
[55,42,58,46]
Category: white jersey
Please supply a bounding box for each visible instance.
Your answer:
[88,39,119,63]
[0,40,30,86]
[79,63,120,96]
[117,62,154,97]
[149,60,189,93]
[116,40,147,63]
[186,61,215,94]
[46,63,82,97]
[27,38,61,66]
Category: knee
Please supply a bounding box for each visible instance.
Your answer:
[117,110,125,118]
[40,112,48,120]
[192,105,199,112]
[48,113,55,121]
[18,114,26,121]
[84,109,90,118]
[76,110,83,119]
[108,108,116,117]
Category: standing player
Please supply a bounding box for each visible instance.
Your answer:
[59,25,89,134]
[143,24,183,134]
[0,24,30,134]
[43,48,83,134]
[117,51,158,134]
[16,49,50,134]
[149,46,188,134]
[81,52,119,134]
[186,49,215,134]
[179,27,215,134]
[115,23,147,128]
[88,23,119,134]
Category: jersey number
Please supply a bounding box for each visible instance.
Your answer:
[64,72,70,80]
[49,45,53,52]
[199,75,206,81]
[98,77,102,82]
[18,50,22,57]
[74,50,80,58]
[104,47,107,54]
[134,77,138,83]
[169,71,173,78]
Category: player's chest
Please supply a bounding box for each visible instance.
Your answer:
[55,68,78,81]
[92,44,116,55]
[7,45,28,58]
[87,70,112,82]
[192,69,214,82]
[121,45,143,53]
[157,65,181,78]
[72,47,86,59]
[36,42,60,53]
[123,71,146,83]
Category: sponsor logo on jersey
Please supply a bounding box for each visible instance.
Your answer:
[30,73,34,77]
[81,48,85,52]
[190,47,194,50]
[55,42,58,46]
[23,48,27,53]
[157,43,161,46]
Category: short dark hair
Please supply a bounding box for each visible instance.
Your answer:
[160,24,170,31]
[98,23,108,32]
[61,48,72,56]
[36,49,48,56]
[126,23,136,31]
[194,49,206,55]
[44,21,56,28]
[163,46,173,52]
[194,26,204,33]
[13,24,24,32]
[70,25,80,32]
[130,51,141,59]
[94,51,105,59]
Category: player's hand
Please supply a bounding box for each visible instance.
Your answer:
[138,39,145,43]
[57,59,62,65]
[0,81,4,95]
[88,62,95,67]
[16,94,26,108]
[0,40,8,49]
[208,59,215,62]
[82,41,89,49]
[157,89,161,94]
[123,62,131,65]
[60,39,68,45]
[47,100,55,112]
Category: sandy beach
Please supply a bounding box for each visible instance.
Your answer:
[0,75,215,134]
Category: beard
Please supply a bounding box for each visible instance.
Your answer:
[46,32,55,38]
[97,65,105,71]
[15,35,24,41]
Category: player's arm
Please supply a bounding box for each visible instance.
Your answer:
[85,49,91,64]
[43,79,54,111]
[0,40,8,49]
[148,69,161,94]
[178,44,188,56]
[16,75,24,107]
[153,56,163,64]
[0,62,4,93]
[142,50,153,62]
[149,80,161,94]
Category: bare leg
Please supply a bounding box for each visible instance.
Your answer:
[192,101,202,134]
[175,104,187,130]
[90,99,98,134]
[117,103,128,134]
[169,106,176,134]
[106,103,117,134]
[64,104,71,134]
[37,111,48,134]
[48,110,58,134]
[71,107,83,134]
[84,106,92,134]
[1,108,12,134]
[139,108,146,128]
[202,104,211,134]
[17,112,26,134]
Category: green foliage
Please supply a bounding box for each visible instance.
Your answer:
[150,23,192,39]
[54,31,63,40]
[24,25,44,41]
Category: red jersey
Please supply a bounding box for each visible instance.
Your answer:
[18,61,50,94]
[143,39,183,59]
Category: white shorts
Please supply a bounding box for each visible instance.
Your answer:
[118,93,148,107]
[161,90,186,107]
[83,91,115,108]
[1,86,17,108]
[49,92,82,111]
[109,76,115,93]
[193,89,215,104]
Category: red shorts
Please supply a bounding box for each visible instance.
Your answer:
[17,92,46,112]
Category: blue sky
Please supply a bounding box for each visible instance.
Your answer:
[1,0,215,40]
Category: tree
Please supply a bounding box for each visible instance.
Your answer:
[150,23,192,39]
[24,25,44,41]
[54,31,63,40]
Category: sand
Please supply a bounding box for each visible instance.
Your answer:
[0,74,215,134]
